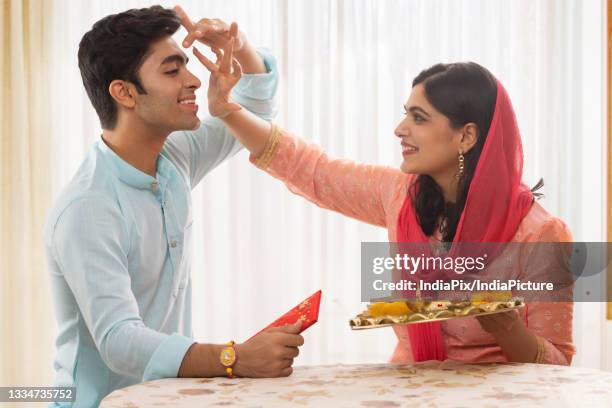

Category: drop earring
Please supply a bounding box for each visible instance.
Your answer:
[456,149,465,179]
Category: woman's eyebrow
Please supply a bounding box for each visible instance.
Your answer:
[404,105,431,117]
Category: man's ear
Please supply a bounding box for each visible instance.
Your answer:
[108,80,136,109]
[460,122,479,153]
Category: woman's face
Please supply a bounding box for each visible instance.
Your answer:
[394,84,464,177]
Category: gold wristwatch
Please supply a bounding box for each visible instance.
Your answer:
[220,341,237,378]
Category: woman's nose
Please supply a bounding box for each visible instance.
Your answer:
[394,120,410,138]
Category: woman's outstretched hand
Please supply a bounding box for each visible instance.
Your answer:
[192,27,243,118]
[174,6,247,53]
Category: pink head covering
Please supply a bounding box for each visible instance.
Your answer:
[395,79,534,361]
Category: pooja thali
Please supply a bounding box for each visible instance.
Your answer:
[349,295,525,330]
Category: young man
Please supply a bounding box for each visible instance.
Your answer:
[43,6,303,407]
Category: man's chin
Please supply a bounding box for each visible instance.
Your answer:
[174,117,201,132]
[189,117,201,130]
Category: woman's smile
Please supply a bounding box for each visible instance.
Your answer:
[401,141,419,156]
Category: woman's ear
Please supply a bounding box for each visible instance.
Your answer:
[108,80,136,109]
[460,123,479,153]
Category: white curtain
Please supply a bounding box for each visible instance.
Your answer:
[38,0,606,388]
[0,0,55,389]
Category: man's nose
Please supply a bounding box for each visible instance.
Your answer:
[185,69,202,90]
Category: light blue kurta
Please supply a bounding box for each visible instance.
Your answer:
[43,50,278,407]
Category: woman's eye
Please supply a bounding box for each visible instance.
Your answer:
[165,69,179,75]
[413,114,424,123]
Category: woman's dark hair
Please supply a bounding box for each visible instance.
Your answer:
[78,6,181,129]
[410,63,544,242]
[409,62,497,242]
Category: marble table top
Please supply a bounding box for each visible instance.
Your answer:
[101,360,612,407]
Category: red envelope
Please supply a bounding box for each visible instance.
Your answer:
[247,290,322,341]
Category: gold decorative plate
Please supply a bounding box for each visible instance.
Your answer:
[349,298,525,330]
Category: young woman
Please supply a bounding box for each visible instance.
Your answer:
[192,39,575,365]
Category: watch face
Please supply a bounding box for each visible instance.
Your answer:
[220,347,236,367]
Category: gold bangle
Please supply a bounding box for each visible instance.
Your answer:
[534,336,546,364]
[257,124,279,169]
[255,125,275,168]
[256,124,281,169]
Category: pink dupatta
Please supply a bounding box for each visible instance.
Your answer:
[395,80,534,361]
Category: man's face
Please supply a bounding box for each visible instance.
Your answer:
[132,36,202,133]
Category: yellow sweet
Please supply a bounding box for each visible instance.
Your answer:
[368,301,409,317]
[471,291,512,305]
[384,302,410,316]
[367,302,387,317]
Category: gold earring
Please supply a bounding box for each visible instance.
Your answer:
[456,150,465,179]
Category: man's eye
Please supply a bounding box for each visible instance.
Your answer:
[165,69,179,75]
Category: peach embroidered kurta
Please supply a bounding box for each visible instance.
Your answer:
[251,127,575,365]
